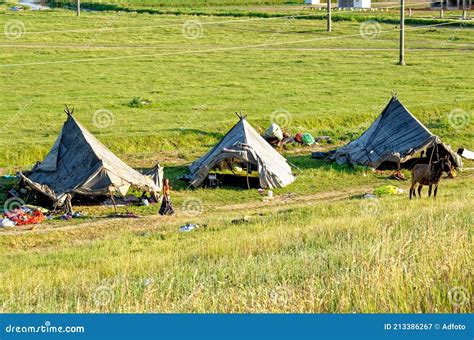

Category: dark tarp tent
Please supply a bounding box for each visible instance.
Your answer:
[185,115,296,188]
[19,112,160,210]
[327,96,462,169]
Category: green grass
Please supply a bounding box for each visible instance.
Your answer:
[0,8,472,313]
[0,176,472,312]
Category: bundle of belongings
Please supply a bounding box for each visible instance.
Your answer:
[17,107,161,213]
[263,123,330,148]
[263,123,292,147]
[1,205,46,227]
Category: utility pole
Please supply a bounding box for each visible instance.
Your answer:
[399,0,405,65]
[327,0,332,32]
[77,0,80,16]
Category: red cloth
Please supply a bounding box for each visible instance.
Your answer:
[295,132,303,144]
[4,209,45,226]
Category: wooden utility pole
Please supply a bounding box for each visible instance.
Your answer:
[77,0,80,16]
[327,0,332,32]
[399,0,405,65]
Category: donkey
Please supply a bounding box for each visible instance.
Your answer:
[409,156,453,199]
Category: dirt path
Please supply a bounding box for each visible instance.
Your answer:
[0,186,371,237]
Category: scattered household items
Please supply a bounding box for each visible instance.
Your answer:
[389,170,407,181]
[267,190,274,198]
[409,156,453,199]
[374,185,404,196]
[208,174,219,188]
[4,206,45,226]
[263,123,293,147]
[265,123,284,141]
[362,193,377,199]
[301,133,315,146]
[457,148,474,160]
[179,223,199,232]
[0,218,15,227]
[159,178,174,216]
[18,106,160,213]
[184,112,296,189]
[329,96,463,170]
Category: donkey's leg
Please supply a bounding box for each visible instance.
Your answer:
[409,182,416,199]
[417,185,423,198]
[428,185,432,197]
[434,184,439,197]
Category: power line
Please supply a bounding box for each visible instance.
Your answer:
[4,1,439,37]
[0,21,461,69]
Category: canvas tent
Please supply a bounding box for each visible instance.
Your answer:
[327,96,462,169]
[185,114,296,188]
[19,109,160,210]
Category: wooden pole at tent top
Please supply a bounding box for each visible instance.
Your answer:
[399,0,405,65]
[77,0,81,16]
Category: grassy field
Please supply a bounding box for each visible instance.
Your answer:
[0,6,473,313]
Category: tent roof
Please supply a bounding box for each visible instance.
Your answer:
[188,116,295,188]
[330,96,462,168]
[22,114,158,202]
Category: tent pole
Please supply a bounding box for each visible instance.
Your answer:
[109,190,118,213]
[246,162,250,190]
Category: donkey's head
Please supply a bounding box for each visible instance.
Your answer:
[434,156,453,175]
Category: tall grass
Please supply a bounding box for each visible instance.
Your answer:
[0,177,472,313]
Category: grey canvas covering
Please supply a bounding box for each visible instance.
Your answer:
[187,117,296,188]
[329,96,462,168]
[20,114,159,206]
